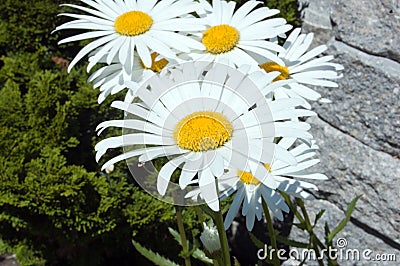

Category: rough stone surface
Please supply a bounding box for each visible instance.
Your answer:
[288,199,400,265]
[286,1,400,265]
[300,0,400,157]
[312,40,400,157]
[0,254,19,266]
[300,0,400,61]
[298,0,333,45]
[332,0,400,63]
[308,116,400,241]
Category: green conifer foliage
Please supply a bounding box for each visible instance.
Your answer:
[0,49,180,265]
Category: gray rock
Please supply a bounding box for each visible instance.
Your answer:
[298,0,334,45]
[308,116,400,244]
[288,199,400,265]
[331,0,400,63]
[295,1,400,265]
[0,254,20,266]
[311,40,400,157]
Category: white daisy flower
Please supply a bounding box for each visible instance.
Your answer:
[55,0,205,72]
[188,138,327,231]
[88,52,170,103]
[94,63,313,211]
[189,0,292,68]
[257,28,344,109]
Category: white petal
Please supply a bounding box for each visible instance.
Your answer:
[58,30,113,45]
[224,186,245,229]
[230,1,262,26]
[139,146,187,162]
[237,7,279,30]
[141,35,176,60]
[297,45,327,63]
[96,119,164,135]
[153,18,206,32]
[179,153,203,189]
[68,34,119,72]
[157,155,187,196]
[288,83,321,101]
[60,4,114,20]
[135,37,152,67]
[199,167,219,211]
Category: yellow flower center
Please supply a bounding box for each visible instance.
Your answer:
[114,11,153,36]
[141,52,169,72]
[174,111,233,152]
[238,164,272,185]
[202,24,240,54]
[259,62,290,81]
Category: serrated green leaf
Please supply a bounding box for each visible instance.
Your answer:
[168,227,182,245]
[233,256,241,266]
[168,227,212,264]
[132,240,180,266]
[327,195,362,242]
[192,249,213,265]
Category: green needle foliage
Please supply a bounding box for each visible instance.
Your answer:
[0,48,184,265]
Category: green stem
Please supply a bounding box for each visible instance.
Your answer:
[175,206,191,266]
[195,206,205,229]
[297,200,325,266]
[213,209,231,266]
[214,257,223,266]
[262,199,280,266]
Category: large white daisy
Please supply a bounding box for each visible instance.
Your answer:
[55,0,205,72]
[94,63,313,211]
[88,52,170,103]
[257,28,344,108]
[188,0,292,68]
[187,138,326,231]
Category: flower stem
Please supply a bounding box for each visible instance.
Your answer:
[213,209,231,266]
[262,199,280,266]
[175,206,191,266]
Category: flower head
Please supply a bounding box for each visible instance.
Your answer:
[223,138,326,231]
[186,138,326,231]
[95,63,313,211]
[55,0,205,72]
[188,0,292,68]
[257,28,344,108]
[88,52,170,103]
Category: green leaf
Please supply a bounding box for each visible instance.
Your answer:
[168,227,182,245]
[276,235,309,249]
[132,240,180,266]
[292,222,308,231]
[249,232,264,249]
[233,256,241,266]
[168,227,213,264]
[324,222,331,239]
[192,249,213,265]
[313,209,326,227]
[327,195,362,243]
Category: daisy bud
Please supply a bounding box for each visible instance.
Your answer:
[105,164,115,174]
[200,222,221,257]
